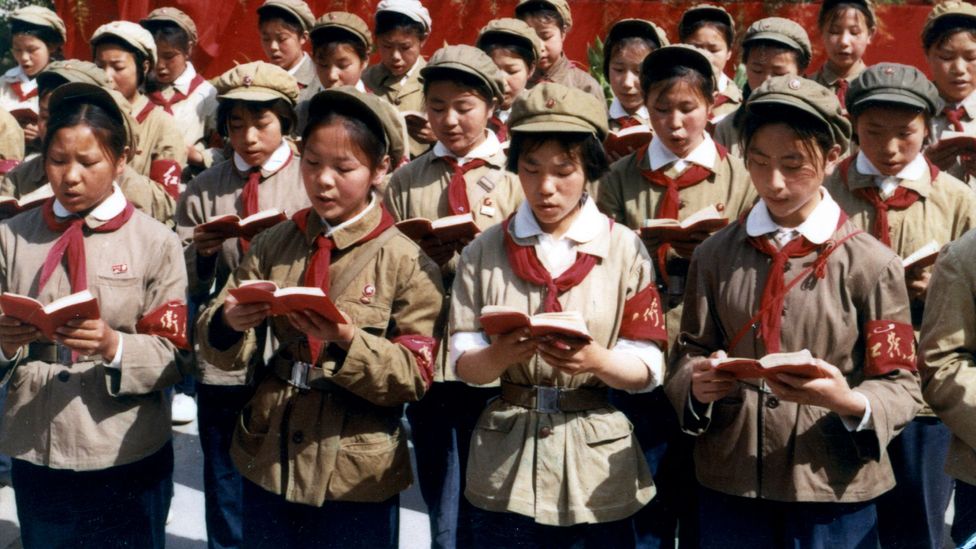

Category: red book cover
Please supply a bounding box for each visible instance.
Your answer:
[229,281,345,324]
[197,209,287,239]
[396,214,480,243]
[0,290,100,339]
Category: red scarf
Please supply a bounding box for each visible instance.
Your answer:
[840,157,934,247]
[615,116,644,130]
[238,168,262,254]
[712,94,730,110]
[943,105,967,132]
[10,81,37,103]
[502,215,600,313]
[440,156,489,215]
[135,100,157,124]
[39,198,135,294]
[835,78,850,112]
[292,206,395,360]
[146,74,206,115]
[488,115,509,143]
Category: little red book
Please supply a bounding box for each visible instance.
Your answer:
[603,125,652,158]
[0,184,53,220]
[197,209,287,240]
[902,240,940,271]
[396,213,480,243]
[712,349,827,380]
[479,306,592,342]
[0,290,100,339]
[228,281,346,324]
[639,204,728,242]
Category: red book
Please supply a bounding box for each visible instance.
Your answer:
[935,131,976,153]
[712,349,827,380]
[396,213,480,243]
[0,290,100,339]
[0,184,53,220]
[197,209,287,240]
[479,305,592,342]
[639,204,729,242]
[228,281,346,324]
[8,108,37,128]
[902,240,940,271]
[603,125,652,158]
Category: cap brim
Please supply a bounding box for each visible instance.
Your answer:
[49,82,121,122]
[608,20,664,48]
[850,91,929,112]
[218,89,291,103]
[307,88,405,162]
[420,65,501,100]
[642,47,714,87]
[743,31,803,53]
[746,92,846,148]
[511,118,601,138]
[680,8,734,32]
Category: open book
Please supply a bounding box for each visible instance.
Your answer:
[935,130,976,153]
[479,305,592,341]
[228,281,345,324]
[197,209,287,240]
[902,240,940,270]
[8,108,37,128]
[402,110,427,125]
[396,213,480,243]
[640,204,729,241]
[712,349,827,380]
[0,290,100,339]
[603,124,652,158]
[0,184,53,219]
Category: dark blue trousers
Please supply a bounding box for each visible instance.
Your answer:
[198,382,254,549]
[877,417,954,549]
[406,381,498,549]
[242,479,398,549]
[953,480,976,547]
[463,504,635,549]
[698,487,879,549]
[13,440,173,549]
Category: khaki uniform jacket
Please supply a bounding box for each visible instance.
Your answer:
[176,154,309,385]
[130,94,188,178]
[933,91,976,189]
[0,155,175,226]
[711,109,742,157]
[384,148,523,381]
[665,219,923,502]
[451,216,658,525]
[919,230,976,485]
[196,204,444,505]
[0,108,23,161]
[291,54,318,91]
[811,61,866,110]
[0,207,186,470]
[596,145,756,349]
[529,55,607,109]
[363,59,429,158]
[711,78,743,124]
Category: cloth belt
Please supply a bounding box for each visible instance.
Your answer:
[500,380,609,413]
[27,342,96,365]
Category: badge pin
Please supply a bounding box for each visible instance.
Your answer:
[480,205,496,217]
[112,263,128,275]
[360,284,376,304]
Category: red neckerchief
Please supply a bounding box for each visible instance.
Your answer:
[10,81,37,102]
[135,100,157,124]
[615,116,644,129]
[840,156,934,247]
[836,78,850,112]
[488,115,509,143]
[712,94,730,109]
[440,156,489,215]
[238,151,294,253]
[146,74,206,115]
[943,105,967,132]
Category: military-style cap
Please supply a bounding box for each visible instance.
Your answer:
[509,82,608,141]
[923,1,976,48]
[846,63,944,115]
[10,6,66,42]
[140,7,198,43]
[257,0,314,32]
[47,82,138,159]
[376,0,432,33]
[421,45,506,103]
[640,44,715,91]
[820,0,875,23]
[603,19,670,79]
[91,21,158,65]
[476,18,543,64]
[679,4,735,38]
[742,17,812,63]
[37,60,113,93]
[516,0,572,29]
[214,61,299,105]
[307,87,406,165]
[746,75,852,150]
[311,12,372,51]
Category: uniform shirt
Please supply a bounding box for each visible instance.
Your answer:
[0,66,37,118]
[151,63,218,166]
[528,55,607,109]
[608,97,650,132]
[710,107,741,157]
[711,73,742,126]
[0,108,23,163]
[811,59,866,110]
[665,188,923,503]
[129,94,188,178]
[933,89,976,189]
[363,58,428,157]
[196,201,444,505]
[287,53,317,90]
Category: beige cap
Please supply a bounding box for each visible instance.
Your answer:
[376,0,432,33]
[257,0,314,32]
[214,61,299,105]
[91,20,158,66]
[421,45,506,103]
[311,12,372,52]
[47,82,139,160]
[509,82,608,141]
[476,18,543,64]
[10,6,66,42]
[140,7,198,43]
[640,44,715,92]
[516,0,572,29]
[307,87,406,165]
[37,60,114,92]
[746,75,851,150]
[603,19,670,79]
[742,17,812,63]
[679,4,735,38]
[923,1,976,48]
[846,63,944,115]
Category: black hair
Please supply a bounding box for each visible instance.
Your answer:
[92,35,150,87]
[819,2,876,31]
[375,11,427,39]
[515,4,565,30]
[311,27,369,61]
[258,7,305,35]
[11,19,64,54]
[422,69,495,105]
[641,64,715,104]
[507,132,608,182]
[37,74,68,98]
[479,34,537,66]
[679,19,734,50]
[923,19,976,51]
[216,98,296,138]
[302,110,387,171]
[43,100,127,162]
[148,23,192,55]
[740,103,835,163]
[743,38,810,73]
[604,37,657,79]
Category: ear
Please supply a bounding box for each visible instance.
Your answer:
[824,143,844,174]
[299,31,310,46]
[114,148,129,177]
[372,155,392,187]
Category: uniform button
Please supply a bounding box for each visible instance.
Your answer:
[292,431,304,444]
[716,203,725,212]
[679,200,687,210]
[57,371,70,382]
[538,426,552,438]
[393,98,401,105]
[765,396,780,409]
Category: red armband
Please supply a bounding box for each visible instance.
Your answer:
[619,284,668,348]
[864,320,916,377]
[149,159,182,199]
[136,300,189,350]
[392,334,438,388]
[0,159,20,175]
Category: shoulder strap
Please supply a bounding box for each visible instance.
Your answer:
[329,228,399,299]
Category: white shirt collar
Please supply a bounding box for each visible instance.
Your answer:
[233,140,292,177]
[171,62,199,95]
[609,97,649,121]
[513,194,601,243]
[322,192,376,236]
[433,131,501,165]
[855,150,928,181]
[355,79,367,93]
[496,107,511,123]
[397,59,422,87]
[717,73,731,92]
[287,53,311,77]
[54,183,127,221]
[746,187,841,245]
[647,132,718,172]
[3,65,34,91]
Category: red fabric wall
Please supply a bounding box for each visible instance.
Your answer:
[53,0,936,80]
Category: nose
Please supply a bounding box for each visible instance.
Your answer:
[624,70,639,91]
[950,56,967,75]
[391,49,403,63]
[62,161,83,186]
[326,66,341,85]
[244,126,260,145]
[766,168,787,195]
[537,174,557,197]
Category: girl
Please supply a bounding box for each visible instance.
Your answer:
[664,75,922,547]
[476,18,543,145]
[195,86,440,549]
[384,44,523,549]
[0,81,187,548]
[140,7,219,174]
[825,62,976,549]
[175,61,307,549]
[603,19,668,133]
[811,0,876,113]
[679,4,739,125]
[451,82,666,547]
[257,0,316,91]
[91,21,187,197]
[0,6,64,147]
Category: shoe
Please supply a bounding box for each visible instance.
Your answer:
[171,393,197,425]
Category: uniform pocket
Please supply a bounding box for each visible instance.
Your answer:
[467,404,526,497]
[336,299,392,336]
[329,429,410,501]
[581,410,633,446]
[570,410,647,510]
[235,383,277,457]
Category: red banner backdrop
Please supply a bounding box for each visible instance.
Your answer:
[53,1,936,80]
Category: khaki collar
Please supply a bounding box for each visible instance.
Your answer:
[302,199,386,251]
[816,60,866,86]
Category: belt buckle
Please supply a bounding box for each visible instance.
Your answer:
[535,386,561,414]
[289,361,311,390]
[56,343,72,366]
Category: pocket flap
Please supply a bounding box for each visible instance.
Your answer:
[581,411,633,445]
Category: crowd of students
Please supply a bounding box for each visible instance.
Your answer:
[0,0,974,547]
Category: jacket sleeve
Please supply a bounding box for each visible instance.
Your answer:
[596,160,628,224]
[175,179,219,301]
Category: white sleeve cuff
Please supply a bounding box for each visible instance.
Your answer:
[0,344,22,364]
[612,338,664,394]
[449,331,491,378]
[840,391,874,432]
[103,335,124,370]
